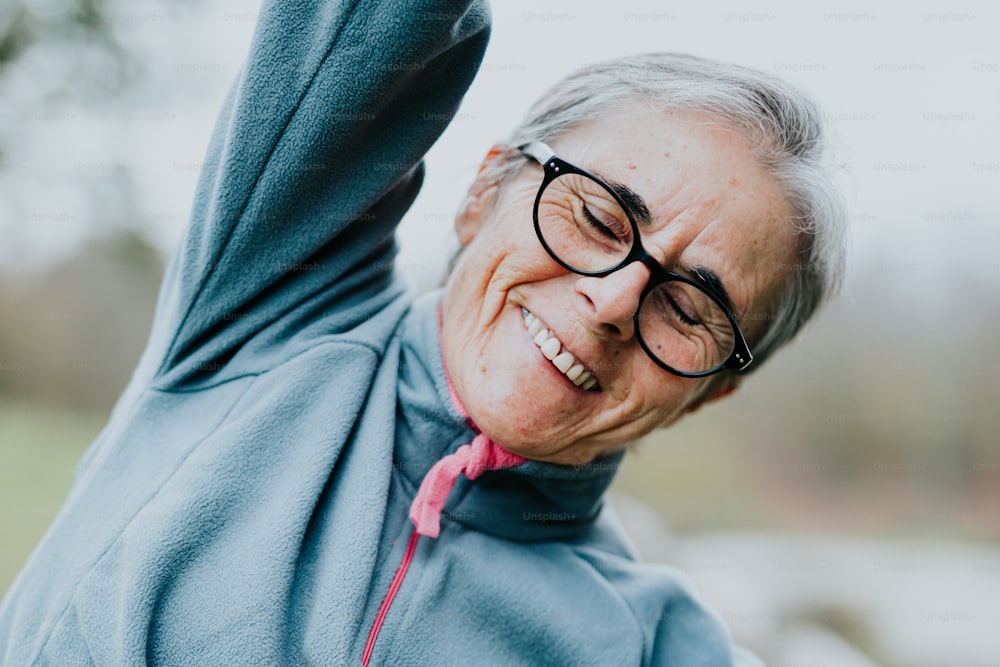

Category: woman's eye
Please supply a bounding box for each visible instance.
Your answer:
[658,290,702,327]
[581,204,629,243]
[669,298,700,326]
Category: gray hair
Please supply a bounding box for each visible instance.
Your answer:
[479,53,846,374]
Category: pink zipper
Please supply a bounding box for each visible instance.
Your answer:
[361,528,420,666]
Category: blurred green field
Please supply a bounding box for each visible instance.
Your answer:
[0,401,103,597]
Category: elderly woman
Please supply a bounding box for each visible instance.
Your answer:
[0,1,844,665]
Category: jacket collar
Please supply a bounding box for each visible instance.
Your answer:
[394,290,622,542]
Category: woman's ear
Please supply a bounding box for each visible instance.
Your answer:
[455,144,504,245]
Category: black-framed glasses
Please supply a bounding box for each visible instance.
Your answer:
[518,141,753,378]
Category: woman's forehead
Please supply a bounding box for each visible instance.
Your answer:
[552,108,772,198]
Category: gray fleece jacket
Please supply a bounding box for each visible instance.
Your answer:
[0,1,763,664]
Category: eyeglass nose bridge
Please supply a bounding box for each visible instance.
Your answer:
[616,242,678,292]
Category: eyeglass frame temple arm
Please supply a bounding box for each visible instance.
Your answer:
[518,142,555,166]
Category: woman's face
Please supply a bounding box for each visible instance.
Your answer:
[441,108,798,465]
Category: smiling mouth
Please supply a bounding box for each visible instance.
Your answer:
[521,307,601,392]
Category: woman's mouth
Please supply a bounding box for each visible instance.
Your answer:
[521,307,600,392]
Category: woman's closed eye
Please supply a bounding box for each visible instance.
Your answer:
[580,203,630,243]
[650,287,703,328]
[666,294,701,326]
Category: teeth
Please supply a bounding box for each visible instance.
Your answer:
[540,338,561,360]
[521,307,599,391]
[552,352,575,373]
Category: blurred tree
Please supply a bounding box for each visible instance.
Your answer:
[0,0,136,100]
[0,227,164,412]
[0,4,34,66]
[0,0,175,413]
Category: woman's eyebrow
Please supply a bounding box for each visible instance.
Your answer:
[594,171,652,226]
[690,265,738,316]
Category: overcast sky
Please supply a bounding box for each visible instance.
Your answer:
[2,0,997,301]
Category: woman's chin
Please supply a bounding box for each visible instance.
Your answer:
[472,409,619,466]
[504,439,623,467]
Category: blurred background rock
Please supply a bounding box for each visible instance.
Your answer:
[1,1,997,665]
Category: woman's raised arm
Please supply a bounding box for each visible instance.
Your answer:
[145,0,489,388]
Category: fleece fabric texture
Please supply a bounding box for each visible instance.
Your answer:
[0,1,764,665]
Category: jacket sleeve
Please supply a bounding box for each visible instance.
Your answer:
[144,0,489,388]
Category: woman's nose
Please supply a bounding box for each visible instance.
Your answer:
[574,261,650,341]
